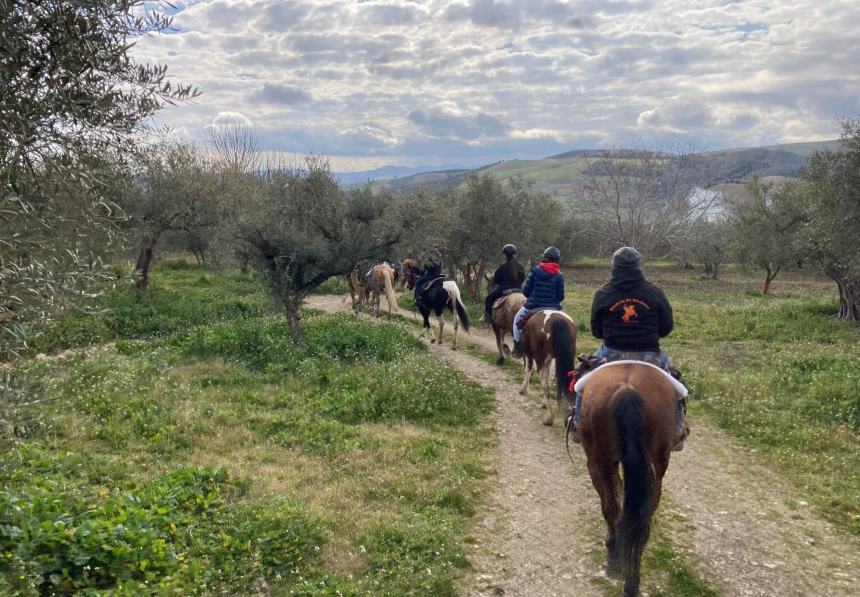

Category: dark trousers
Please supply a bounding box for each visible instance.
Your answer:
[484,286,516,318]
[414,272,431,302]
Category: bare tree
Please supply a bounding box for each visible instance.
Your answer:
[208,123,260,174]
[579,142,716,255]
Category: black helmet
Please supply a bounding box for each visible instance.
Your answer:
[502,244,518,258]
[543,246,561,262]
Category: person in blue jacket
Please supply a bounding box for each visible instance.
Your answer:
[511,246,565,358]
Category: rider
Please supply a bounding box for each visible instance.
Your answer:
[414,246,444,304]
[511,246,565,358]
[570,246,688,450]
[482,244,526,324]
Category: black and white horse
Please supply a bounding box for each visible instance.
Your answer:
[416,278,470,349]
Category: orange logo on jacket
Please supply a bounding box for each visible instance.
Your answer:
[610,298,651,324]
[621,304,638,322]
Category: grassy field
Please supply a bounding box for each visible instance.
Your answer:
[558,262,860,536]
[1,264,494,595]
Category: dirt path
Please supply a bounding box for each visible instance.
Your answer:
[307,294,860,596]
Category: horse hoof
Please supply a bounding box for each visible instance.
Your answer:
[541,404,547,409]
[430,338,436,344]
[605,559,623,579]
[451,345,457,351]
[496,357,505,365]
[543,418,553,426]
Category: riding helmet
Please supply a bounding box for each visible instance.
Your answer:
[542,246,561,262]
[502,244,518,258]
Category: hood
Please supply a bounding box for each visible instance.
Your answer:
[610,267,645,291]
[532,264,559,279]
[538,262,560,275]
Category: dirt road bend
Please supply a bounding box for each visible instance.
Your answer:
[307,295,860,596]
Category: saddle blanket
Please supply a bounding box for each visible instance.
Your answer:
[574,360,688,399]
[492,290,524,310]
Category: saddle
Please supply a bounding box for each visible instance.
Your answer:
[492,289,523,310]
[419,275,451,293]
[568,351,684,393]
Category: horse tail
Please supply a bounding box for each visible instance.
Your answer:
[444,281,470,332]
[382,268,398,315]
[614,386,653,578]
[551,317,574,397]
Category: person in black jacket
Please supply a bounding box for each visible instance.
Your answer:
[511,246,565,358]
[570,246,687,450]
[590,246,673,359]
[482,244,526,323]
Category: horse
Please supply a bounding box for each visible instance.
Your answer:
[576,363,683,597]
[366,262,399,318]
[518,310,576,425]
[416,277,470,349]
[345,268,368,312]
[484,273,526,365]
[400,257,420,290]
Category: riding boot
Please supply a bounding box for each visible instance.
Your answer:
[511,340,523,359]
[673,398,689,452]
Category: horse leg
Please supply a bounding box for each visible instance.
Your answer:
[419,308,431,339]
[436,312,444,345]
[541,357,554,425]
[519,356,533,396]
[493,326,505,365]
[587,458,623,579]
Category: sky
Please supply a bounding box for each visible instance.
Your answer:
[133,0,860,171]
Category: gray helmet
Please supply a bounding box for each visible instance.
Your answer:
[543,246,561,262]
[502,244,518,258]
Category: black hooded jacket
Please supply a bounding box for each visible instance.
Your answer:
[492,260,526,289]
[590,268,673,352]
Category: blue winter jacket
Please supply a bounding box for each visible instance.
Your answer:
[523,264,564,310]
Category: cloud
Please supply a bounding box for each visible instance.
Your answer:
[408,108,511,140]
[251,83,312,105]
[212,111,252,127]
[132,0,860,167]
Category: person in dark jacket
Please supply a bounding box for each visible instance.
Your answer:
[590,246,673,359]
[414,247,444,303]
[570,246,687,450]
[482,244,526,323]
[511,246,565,358]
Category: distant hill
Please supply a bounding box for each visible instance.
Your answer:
[357,139,839,197]
[333,164,469,185]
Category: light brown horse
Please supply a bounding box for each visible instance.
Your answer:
[518,310,576,425]
[577,363,682,597]
[346,269,368,312]
[366,262,399,318]
[485,273,526,365]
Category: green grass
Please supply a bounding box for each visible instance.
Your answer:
[1,267,494,595]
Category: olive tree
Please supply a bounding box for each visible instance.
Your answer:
[231,159,403,345]
[728,175,802,294]
[0,0,196,354]
[124,142,221,290]
[796,119,860,320]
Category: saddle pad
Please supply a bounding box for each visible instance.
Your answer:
[574,360,688,398]
[492,291,524,310]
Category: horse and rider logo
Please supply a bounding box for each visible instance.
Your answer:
[621,303,639,323]
[610,298,650,323]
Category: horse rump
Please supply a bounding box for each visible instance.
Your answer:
[613,387,652,579]
[442,280,470,332]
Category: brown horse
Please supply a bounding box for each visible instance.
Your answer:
[576,362,684,596]
[346,269,368,312]
[484,273,526,365]
[518,310,576,425]
[366,262,399,318]
[400,257,420,290]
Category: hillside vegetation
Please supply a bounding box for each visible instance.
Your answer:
[362,139,838,200]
